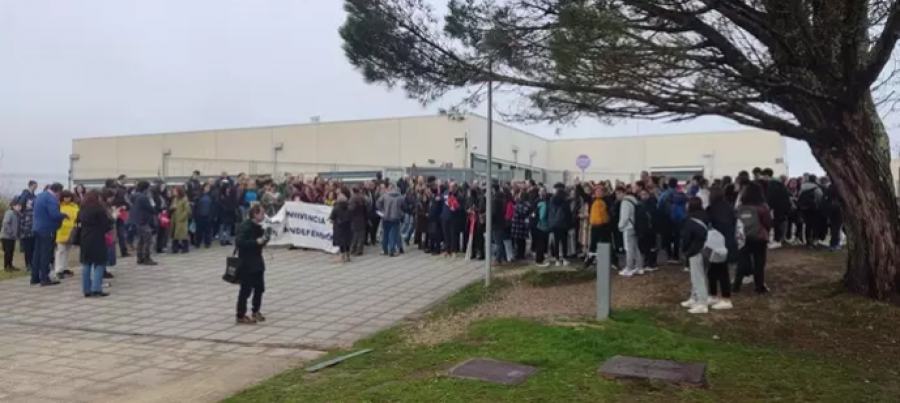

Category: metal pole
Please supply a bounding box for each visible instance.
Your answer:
[596,242,612,320]
[484,78,494,287]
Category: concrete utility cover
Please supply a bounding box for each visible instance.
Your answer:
[598,356,707,386]
[449,358,539,385]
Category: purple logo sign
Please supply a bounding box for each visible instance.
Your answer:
[575,155,591,170]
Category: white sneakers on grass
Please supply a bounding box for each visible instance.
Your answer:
[680,297,734,313]
[768,241,782,250]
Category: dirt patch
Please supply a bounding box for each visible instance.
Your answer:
[407,248,900,377]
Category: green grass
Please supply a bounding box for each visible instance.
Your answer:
[427,278,510,317]
[519,268,597,287]
[224,312,892,403]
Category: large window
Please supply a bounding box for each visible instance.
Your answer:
[650,167,705,182]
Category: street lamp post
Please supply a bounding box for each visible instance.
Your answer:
[273,143,284,178]
[484,75,494,287]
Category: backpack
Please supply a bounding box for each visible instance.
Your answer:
[692,218,728,263]
[626,199,652,236]
[667,193,687,222]
[797,188,817,211]
[737,205,766,241]
[549,203,566,229]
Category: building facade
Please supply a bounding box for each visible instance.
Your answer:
[71,114,787,185]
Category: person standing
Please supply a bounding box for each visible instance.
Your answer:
[19,199,35,272]
[617,187,644,276]
[31,183,68,286]
[131,181,158,266]
[217,185,237,246]
[16,180,38,208]
[797,175,824,249]
[376,183,405,256]
[78,190,113,297]
[235,205,269,324]
[348,187,368,256]
[734,182,773,294]
[762,168,792,249]
[329,193,352,262]
[194,185,215,248]
[548,184,572,266]
[638,188,659,272]
[705,186,736,310]
[169,187,191,253]
[1,203,22,272]
[53,191,80,279]
[680,197,710,314]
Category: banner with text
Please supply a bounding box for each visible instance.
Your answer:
[266,202,338,254]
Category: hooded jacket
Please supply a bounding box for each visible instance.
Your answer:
[799,181,824,208]
[766,179,793,215]
[618,194,639,232]
[706,198,738,262]
[549,189,572,230]
[681,209,709,258]
[377,189,405,222]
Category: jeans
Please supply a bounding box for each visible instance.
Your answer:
[401,214,415,243]
[688,253,708,303]
[441,218,458,253]
[351,229,366,255]
[551,228,568,261]
[20,237,35,269]
[237,271,265,318]
[492,228,507,262]
[381,220,401,254]
[533,229,548,263]
[589,224,616,268]
[30,233,55,284]
[219,223,232,243]
[81,263,105,294]
[622,229,643,271]
[661,220,682,260]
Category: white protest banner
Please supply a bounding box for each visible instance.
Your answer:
[266,202,338,254]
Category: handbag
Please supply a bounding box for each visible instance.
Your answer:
[223,247,241,284]
[68,225,82,247]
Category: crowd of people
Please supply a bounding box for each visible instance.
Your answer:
[0,165,845,320]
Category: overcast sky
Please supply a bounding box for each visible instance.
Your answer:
[2,0,898,191]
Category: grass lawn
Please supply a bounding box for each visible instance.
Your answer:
[225,249,899,403]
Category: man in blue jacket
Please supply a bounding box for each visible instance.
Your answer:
[31,183,68,286]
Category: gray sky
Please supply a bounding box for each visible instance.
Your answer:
[1,0,897,191]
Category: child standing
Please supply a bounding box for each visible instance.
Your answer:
[1,203,22,272]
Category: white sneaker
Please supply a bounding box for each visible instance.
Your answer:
[554,260,562,267]
[767,242,782,250]
[688,304,709,314]
[562,259,570,266]
[743,277,754,285]
[711,300,734,310]
[634,268,644,275]
[707,296,720,305]
[680,298,698,308]
[619,269,635,277]
[683,266,690,272]
[536,261,550,267]
[643,267,659,272]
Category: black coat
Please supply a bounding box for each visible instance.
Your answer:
[235,219,266,275]
[707,199,738,262]
[348,194,368,232]
[681,210,709,259]
[78,205,113,265]
[330,200,352,248]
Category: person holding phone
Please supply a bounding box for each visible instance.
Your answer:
[234,204,269,324]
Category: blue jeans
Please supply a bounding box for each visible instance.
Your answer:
[381,220,401,254]
[82,263,105,294]
[30,233,55,284]
[219,223,231,243]
[401,214,415,243]
[492,228,508,262]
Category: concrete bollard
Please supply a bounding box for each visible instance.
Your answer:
[596,242,612,321]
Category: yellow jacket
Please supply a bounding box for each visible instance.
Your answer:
[56,202,80,244]
[589,197,609,226]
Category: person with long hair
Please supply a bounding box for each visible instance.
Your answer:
[734,182,772,294]
[706,186,737,310]
[169,187,191,253]
[78,190,113,297]
[73,184,87,205]
[235,204,269,324]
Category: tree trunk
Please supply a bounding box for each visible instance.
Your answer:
[809,99,900,303]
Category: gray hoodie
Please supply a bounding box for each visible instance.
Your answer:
[799,182,823,207]
[376,189,405,222]
[618,194,639,233]
[1,209,20,240]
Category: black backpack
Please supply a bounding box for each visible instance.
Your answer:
[627,199,652,236]
[797,188,817,211]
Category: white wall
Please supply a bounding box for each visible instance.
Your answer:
[547,130,786,180]
[464,115,551,170]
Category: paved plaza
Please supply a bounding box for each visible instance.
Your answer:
[0,246,482,402]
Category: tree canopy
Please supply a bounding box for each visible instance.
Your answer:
[341,0,900,145]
